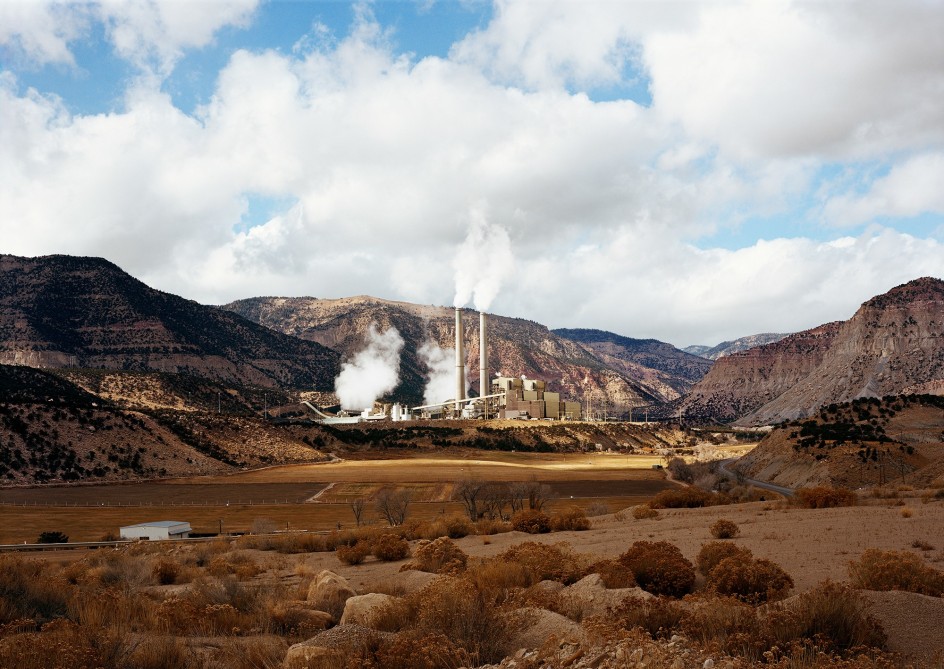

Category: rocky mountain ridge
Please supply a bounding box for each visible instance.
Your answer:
[683,332,789,360]
[681,277,944,425]
[225,297,711,408]
[0,254,340,390]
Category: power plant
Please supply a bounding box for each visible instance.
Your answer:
[305,305,583,423]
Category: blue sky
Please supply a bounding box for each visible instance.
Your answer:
[1,0,942,345]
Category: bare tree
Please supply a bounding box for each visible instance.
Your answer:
[480,482,513,520]
[509,481,529,514]
[453,479,486,520]
[376,488,411,526]
[349,497,367,526]
[521,477,554,511]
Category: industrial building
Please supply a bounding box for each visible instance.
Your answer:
[492,376,582,420]
[119,520,191,541]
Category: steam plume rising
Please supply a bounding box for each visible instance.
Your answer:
[453,208,514,311]
[334,323,403,410]
[418,340,466,406]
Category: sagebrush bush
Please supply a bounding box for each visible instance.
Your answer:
[511,509,551,534]
[355,630,472,669]
[618,541,695,598]
[696,541,753,576]
[585,502,610,517]
[632,505,659,520]
[496,541,586,585]
[763,581,886,654]
[709,518,740,539]
[706,556,793,603]
[0,555,70,625]
[847,549,944,596]
[151,558,180,586]
[406,537,468,575]
[649,487,713,509]
[372,534,410,562]
[586,559,636,588]
[550,508,590,532]
[794,486,856,509]
[336,541,371,566]
[610,595,686,638]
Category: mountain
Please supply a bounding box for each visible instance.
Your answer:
[681,277,944,425]
[224,297,709,408]
[0,254,339,390]
[683,333,789,360]
[732,394,944,489]
[552,329,712,400]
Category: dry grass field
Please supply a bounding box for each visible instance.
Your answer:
[0,450,673,543]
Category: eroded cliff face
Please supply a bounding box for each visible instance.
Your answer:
[681,277,944,425]
[225,296,704,408]
[680,322,842,423]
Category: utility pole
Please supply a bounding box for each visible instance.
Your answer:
[217,391,221,414]
[264,393,268,419]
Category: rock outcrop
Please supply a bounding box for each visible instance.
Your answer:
[306,570,357,620]
[682,277,944,425]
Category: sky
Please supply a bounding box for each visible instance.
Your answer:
[1,0,943,348]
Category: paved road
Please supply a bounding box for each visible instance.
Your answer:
[718,458,795,498]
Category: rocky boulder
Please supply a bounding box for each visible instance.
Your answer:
[307,570,356,620]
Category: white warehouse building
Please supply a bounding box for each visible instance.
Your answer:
[119,520,191,541]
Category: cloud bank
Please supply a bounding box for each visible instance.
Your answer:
[1,1,942,346]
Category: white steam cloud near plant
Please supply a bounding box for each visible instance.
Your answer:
[334,323,404,410]
[418,340,467,406]
[453,208,514,311]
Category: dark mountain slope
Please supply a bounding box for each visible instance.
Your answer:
[0,254,339,390]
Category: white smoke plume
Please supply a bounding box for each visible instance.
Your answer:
[334,323,404,410]
[419,340,467,406]
[453,208,514,311]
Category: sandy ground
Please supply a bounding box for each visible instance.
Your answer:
[286,498,944,595]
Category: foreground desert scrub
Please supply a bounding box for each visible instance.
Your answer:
[618,541,695,597]
[794,485,857,509]
[402,536,469,575]
[705,554,793,603]
[598,581,887,666]
[710,518,740,539]
[848,548,944,596]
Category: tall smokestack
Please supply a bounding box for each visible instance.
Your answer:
[479,311,488,405]
[455,307,465,411]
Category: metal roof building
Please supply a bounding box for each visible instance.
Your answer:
[119,520,191,540]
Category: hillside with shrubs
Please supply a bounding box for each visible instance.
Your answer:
[735,394,944,490]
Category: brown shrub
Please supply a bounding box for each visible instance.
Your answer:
[585,502,610,516]
[376,578,514,663]
[550,507,591,532]
[237,532,329,553]
[495,541,586,585]
[337,541,372,566]
[356,630,472,669]
[417,515,475,540]
[794,486,857,509]
[706,556,794,604]
[151,558,180,586]
[473,518,511,535]
[467,559,534,596]
[585,559,636,588]
[649,486,713,509]
[618,541,695,598]
[372,534,410,562]
[407,537,468,575]
[207,554,263,580]
[679,596,761,658]
[511,509,551,534]
[632,505,659,520]
[900,506,913,518]
[848,548,944,596]
[611,596,686,638]
[709,518,740,539]
[696,541,753,576]
[0,556,70,625]
[762,581,886,654]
